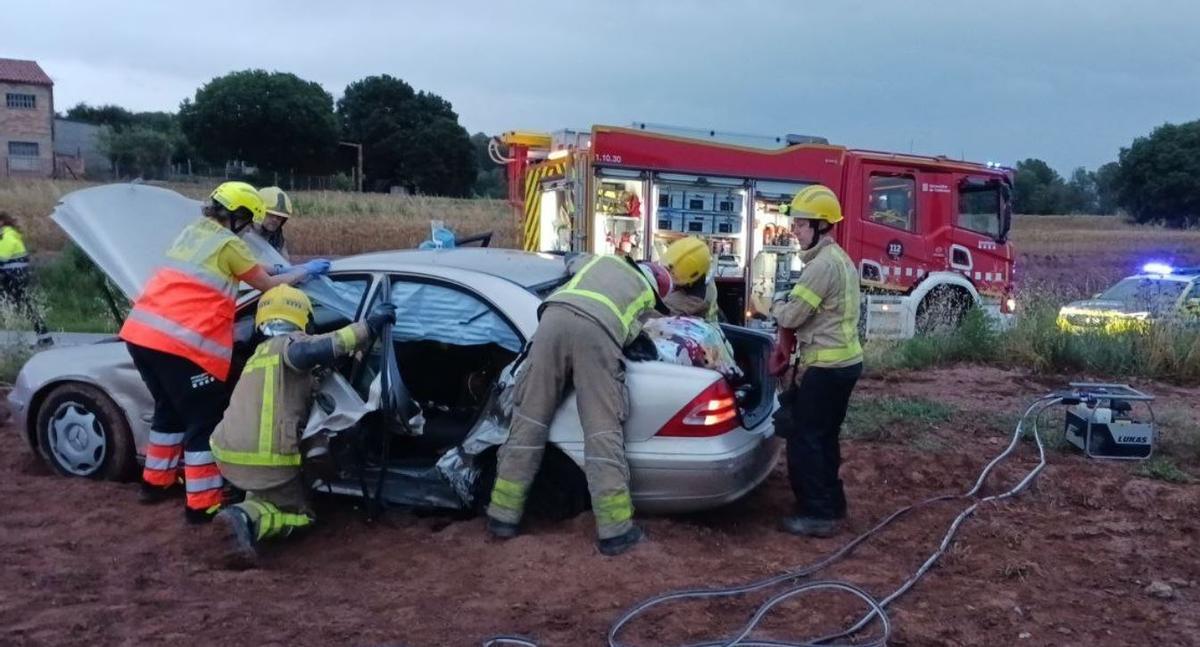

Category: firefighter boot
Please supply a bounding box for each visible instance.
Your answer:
[487,517,520,540]
[138,482,175,505]
[780,515,840,538]
[213,507,258,569]
[185,505,220,525]
[597,524,645,557]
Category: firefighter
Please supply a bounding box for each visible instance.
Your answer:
[661,236,719,322]
[487,253,672,556]
[121,181,331,524]
[771,184,863,538]
[209,285,396,567]
[0,212,51,346]
[252,186,293,260]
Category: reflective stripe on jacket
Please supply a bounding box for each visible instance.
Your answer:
[119,217,243,380]
[542,254,656,347]
[771,237,863,369]
[211,323,367,490]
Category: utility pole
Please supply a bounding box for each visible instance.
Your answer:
[339,141,364,192]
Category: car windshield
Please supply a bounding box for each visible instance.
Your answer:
[1099,277,1188,313]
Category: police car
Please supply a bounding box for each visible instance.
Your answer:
[1057,263,1200,333]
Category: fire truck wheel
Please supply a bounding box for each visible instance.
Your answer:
[915,286,972,335]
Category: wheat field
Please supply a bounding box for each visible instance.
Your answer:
[0,179,517,255]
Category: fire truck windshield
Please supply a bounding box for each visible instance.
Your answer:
[957,180,1009,242]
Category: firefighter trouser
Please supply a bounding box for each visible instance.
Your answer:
[230,476,313,543]
[0,267,48,338]
[128,342,227,513]
[489,306,633,540]
[785,362,863,520]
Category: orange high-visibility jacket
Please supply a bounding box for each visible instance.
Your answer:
[120,217,251,381]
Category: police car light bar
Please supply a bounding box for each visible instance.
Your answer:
[1142,262,1173,275]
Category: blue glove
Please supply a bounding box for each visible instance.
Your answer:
[301,259,331,277]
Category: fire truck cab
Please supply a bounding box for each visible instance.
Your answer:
[495,123,1016,338]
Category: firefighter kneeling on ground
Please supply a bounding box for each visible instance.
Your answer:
[770,184,863,538]
[662,236,720,323]
[209,285,396,567]
[487,253,673,556]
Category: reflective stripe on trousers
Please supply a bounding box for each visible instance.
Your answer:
[237,499,312,542]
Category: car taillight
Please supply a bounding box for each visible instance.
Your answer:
[657,379,740,437]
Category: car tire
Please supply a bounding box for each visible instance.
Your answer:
[35,383,135,481]
[472,446,591,521]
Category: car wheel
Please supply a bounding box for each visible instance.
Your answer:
[35,383,135,480]
[472,446,591,521]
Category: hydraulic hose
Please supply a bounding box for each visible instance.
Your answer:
[605,393,1066,647]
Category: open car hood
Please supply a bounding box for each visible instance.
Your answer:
[51,183,357,321]
[51,184,250,300]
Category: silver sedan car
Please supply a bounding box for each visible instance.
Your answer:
[10,184,778,516]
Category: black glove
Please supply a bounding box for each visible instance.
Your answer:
[623,331,658,362]
[366,303,397,334]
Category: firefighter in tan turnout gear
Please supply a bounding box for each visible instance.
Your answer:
[209,285,396,566]
[661,236,720,322]
[487,253,673,556]
[771,184,864,538]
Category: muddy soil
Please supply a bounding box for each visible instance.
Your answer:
[2,366,1198,646]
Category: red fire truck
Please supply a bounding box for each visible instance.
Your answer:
[492,123,1016,337]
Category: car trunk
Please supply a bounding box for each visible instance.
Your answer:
[720,323,776,430]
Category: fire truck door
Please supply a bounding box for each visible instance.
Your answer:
[858,165,928,291]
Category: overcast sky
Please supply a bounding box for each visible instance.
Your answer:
[8,0,1199,173]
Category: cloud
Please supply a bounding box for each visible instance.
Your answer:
[8,0,1199,171]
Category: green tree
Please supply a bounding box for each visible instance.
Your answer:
[179,70,338,176]
[1094,161,1121,215]
[337,75,477,196]
[1013,158,1068,214]
[67,102,192,165]
[97,126,173,179]
[1116,120,1200,227]
[65,103,136,130]
[471,132,507,198]
[1064,167,1098,214]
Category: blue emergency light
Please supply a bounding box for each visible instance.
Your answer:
[1142,262,1173,275]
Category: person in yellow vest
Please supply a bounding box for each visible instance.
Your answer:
[120,181,331,524]
[209,285,395,567]
[0,212,51,347]
[771,185,863,538]
[252,186,293,261]
[661,236,720,322]
[487,254,672,556]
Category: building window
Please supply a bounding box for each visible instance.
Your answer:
[8,142,40,157]
[5,93,37,109]
[867,174,917,232]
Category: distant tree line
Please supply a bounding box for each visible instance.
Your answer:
[1014,118,1200,227]
[62,70,509,199]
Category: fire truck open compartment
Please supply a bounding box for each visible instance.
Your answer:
[500,124,1016,338]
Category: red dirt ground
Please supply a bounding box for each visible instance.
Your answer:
[2,366,1199,646]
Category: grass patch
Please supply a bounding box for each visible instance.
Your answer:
[33,246,124,334]
[0,343,33,384]
[866,294,1200,385]
[1134,456,1193,484]
[844,396,955,450]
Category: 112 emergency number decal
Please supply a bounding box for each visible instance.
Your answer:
[886,240,904,260]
